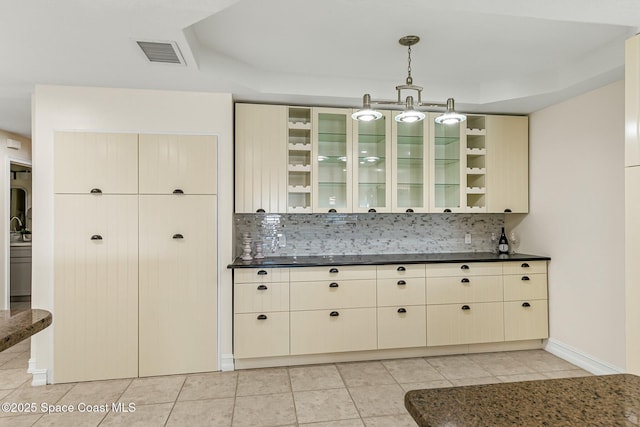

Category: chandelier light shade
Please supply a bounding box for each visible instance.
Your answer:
[352,35,466,125]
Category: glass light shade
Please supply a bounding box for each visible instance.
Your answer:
[434,98,466,125]
[352,109,382,121]
[395,110,425,123]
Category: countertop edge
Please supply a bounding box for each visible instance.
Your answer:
[0,309,52,352]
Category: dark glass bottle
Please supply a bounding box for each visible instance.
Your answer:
[498,227,509,254]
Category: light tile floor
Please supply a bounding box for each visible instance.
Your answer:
[0,339,590,426]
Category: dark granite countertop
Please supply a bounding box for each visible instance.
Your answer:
[228,252,550,269]
[405,374,640,426]
[0,309,52,352]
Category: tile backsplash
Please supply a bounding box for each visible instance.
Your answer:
[234,213,505,257]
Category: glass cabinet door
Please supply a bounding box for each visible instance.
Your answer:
[430,113,465,212]
[392,119,428,212]
[312,108,353,212]
[353,111,391,212]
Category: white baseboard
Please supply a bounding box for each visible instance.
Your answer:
[28,357,48,386]
[545,338,624,375]
[220,353,235,371]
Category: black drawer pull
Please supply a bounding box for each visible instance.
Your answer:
[257,270,268,276]
[461,278,470,283]
[328,209,337,213]
[397,280,406,286]
[521,276,530,281]
[397,308,407,313]
[173,189,184,194]
[522,302,531,308]
[444,209,452,213]
[521,263,530,268]
[257,314,267,320]
[257,285,268,290]
[330,311,339,317]
[397,266,406,272]
[329,282,339,288]
[256,208,266,213]
[90,234,103,241]
[461,265,469,270]
[172,233,184,239]
[406,208,414,213]
[368,208,376,213]
[504,208,512,213]
[461,305,471,310]
[90,188,102,194]
[329,268,339,273]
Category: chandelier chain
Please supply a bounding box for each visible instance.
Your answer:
[406,46,413,85]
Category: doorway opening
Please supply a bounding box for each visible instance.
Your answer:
[9,161,31,313]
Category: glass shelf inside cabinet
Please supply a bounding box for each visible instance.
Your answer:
[396,120,425,210]
[433,119,461,209]
[317,112,349,209]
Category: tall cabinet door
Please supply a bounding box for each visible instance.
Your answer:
[392,119,429,213]
[139,195,217,377]
[429,113,466,212]
[353,111,392,212]
[54,195,138,383]
[139,134,218,195]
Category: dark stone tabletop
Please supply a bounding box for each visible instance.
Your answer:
[0,309,52,352]
[405,374,640,426]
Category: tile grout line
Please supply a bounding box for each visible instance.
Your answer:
[334,361,366,425]
[163,375,188,427]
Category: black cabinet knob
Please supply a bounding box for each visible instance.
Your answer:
[329,268,339,273]
[461,278,470,283]
[173,189,184,194]
[405,208,414,213]
[90,188,102,194]
[90,234,103,241]
[368,208,376,213]
[328,209,337,213]
[256,208,266,213]
[172,233,184,239]
[397,308,407,313]
[330,311,339,317]
[329,282,339,288]
[397,266,406,272]
[521,276,530,281]
[397,280,406,286]
[444,209,452,213]
[522,302,531,308]
[461,305,471,310]
[257,285,268,290]
[461,265,470,270]
[521,263,530,268]
[257,314,267,320]
[257,270,268,276]
[504,208,512,213]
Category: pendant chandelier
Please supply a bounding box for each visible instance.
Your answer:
[352,35,466,125]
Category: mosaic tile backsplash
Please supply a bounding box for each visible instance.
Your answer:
[234,213,506,257]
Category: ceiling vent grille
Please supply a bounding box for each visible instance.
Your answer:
[136,41,185,65]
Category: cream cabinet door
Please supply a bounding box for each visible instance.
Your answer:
[234,312,289,358]
[235,104,288,213]
[503,274,548,301]
[504,300,549,341]
[139,134,217,195]
[377,305,426,349]
[54,132,138,194]
[290,279,376,310]
[485,115,529,213]
[427,275,503,305]
[377,277,426,306]
[54,195,138,383]
[426,302,504,346]
[234,282,289,313]
[139,195,217,377]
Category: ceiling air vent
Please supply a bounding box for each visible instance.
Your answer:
[136,40,185,65]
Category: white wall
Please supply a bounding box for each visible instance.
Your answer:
[31,85,234,382]
[0,130,31,309]
[510,80,626,370]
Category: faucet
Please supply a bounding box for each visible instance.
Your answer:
[9,216,22,232]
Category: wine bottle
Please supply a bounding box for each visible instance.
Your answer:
[498,227,509,254]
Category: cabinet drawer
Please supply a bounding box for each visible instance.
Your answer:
[234,282,289,313]
[503,274,548,301]
[290,279,376,310]
[234,312,289,359]
[10,247,32,258]
[234,268,289,284]
[377,264,425,279]
[503,260,547,275]
[289,265,376,282]
[426,302,504,346]
[504,300,548,341]
[377,306,426,350]
[426,262,502,277]
[427,275,503,304]
[377,277,425,306]
[290,308,377,355]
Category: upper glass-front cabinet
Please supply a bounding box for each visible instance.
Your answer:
[353,111,392,212]
[392,119,429,213]
[429,112,465,212]
[312,108,353,213]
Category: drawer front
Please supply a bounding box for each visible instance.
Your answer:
[504,300,549,341]
[234,312,289,359]
[289,265,376,282]
[427,275,503,304]
[377,264,425,279]
[290,279,376,310]
[234,268,289,284]
[426,302,504,346]
[234,282,289,313]
[290,308,377,355]
[503,274,548,301]
[377,277,426,306]
[377,305,426,350]
[425,262,502,278]
[503,260,547,275]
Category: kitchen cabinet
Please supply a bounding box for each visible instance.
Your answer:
[235,103,288,213]
[626,35,640,167]
[287,107,313,212]
[391,119,430,212]
[54,132,138,194]
[10,245,31,297]
[485,115,529,213]
[503,261,548,341]
[54,194,139,383]
[429,113,466,212]
[464,116,488,212]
